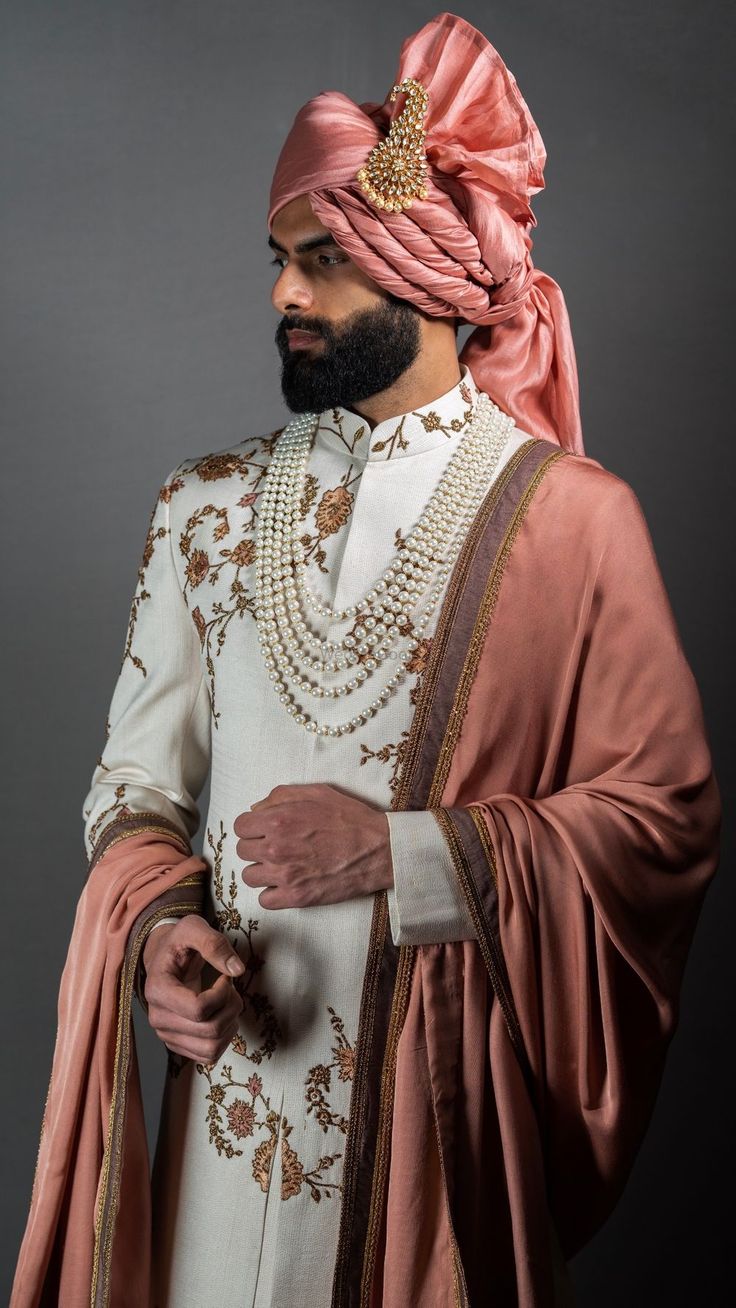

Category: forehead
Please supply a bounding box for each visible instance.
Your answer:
[270,194,335,246]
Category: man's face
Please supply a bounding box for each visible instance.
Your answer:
[270,194,421,413]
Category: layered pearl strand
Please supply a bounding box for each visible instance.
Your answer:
[254,390,515,735]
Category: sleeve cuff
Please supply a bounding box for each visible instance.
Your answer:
[385,809,477,947]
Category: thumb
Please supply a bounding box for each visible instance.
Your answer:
[186,916,245,977]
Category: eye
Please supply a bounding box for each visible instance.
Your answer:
[316,253,344,266]
[270,256,286,269]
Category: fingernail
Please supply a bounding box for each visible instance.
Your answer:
[227,958,244,975]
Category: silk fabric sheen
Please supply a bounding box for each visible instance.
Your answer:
[376,455,721,1304]
[268,11,584,455]
[10,834,206,1307]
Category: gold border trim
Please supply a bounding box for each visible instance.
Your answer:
[90,897,202,1308]
[392,439,538,812]
[358,945,417,1306]
[428,447,567,806]
[333,439,568,1304]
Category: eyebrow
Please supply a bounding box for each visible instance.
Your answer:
[267,232,342,256]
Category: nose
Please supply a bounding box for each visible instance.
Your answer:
[271,264,314,316]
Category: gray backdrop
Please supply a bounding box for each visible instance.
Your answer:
[2,1,733,1302]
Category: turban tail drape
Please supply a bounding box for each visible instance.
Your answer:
[268,11,584,455]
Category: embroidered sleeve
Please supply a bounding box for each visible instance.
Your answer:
[82,464,211,867]
[384,810,476,945]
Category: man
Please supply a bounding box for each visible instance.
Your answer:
[12,12,720,1308]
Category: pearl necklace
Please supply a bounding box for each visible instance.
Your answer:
[254,391,515,735]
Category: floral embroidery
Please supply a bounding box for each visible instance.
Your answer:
[159,476,185,502]
[417,404,474,439]
[280,1117,343,1202]
[207,820,282,1063]
[86,784,132,850]
[171,436,284,726]
[195,452,252,481]
[322,410,368,456]
[358,731,411,796]
[369,414,409,457]
[297,466,361,575]
[406,635,433,674]
[304,1006,355,1134]
[420,410,442,432]
[120,474,184,678]
[314,484,354,538]
[186,546,211,589]
[298,472,319,520]
[196,824,356,1198]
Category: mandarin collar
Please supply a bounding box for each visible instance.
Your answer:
[313,364,480,462]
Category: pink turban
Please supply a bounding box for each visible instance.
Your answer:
[268,11,584,456]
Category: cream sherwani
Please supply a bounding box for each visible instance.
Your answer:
[82,363,531,1307]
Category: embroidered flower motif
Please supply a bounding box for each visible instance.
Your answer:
[406,636,432,674]
[191,605,206,646]
[335,1046,355,1082]
[420,410,442,432]
[158,477,185,503]
[186,548,210,588]
[226,1098,256,1139]
[459,380,472,404]
[229,538,256,568]
[195,452,248,481]
[237,492,258,509]
[450,417,463,431]
[252,1134,276,1192]
[281,1133,305,1200]
[315,485,353,538]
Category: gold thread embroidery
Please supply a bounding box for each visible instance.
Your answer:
[331,893,389,1303]
[392,441,537,812]
[91,898,198,1308]
[428,449,568,806]
[359,944,417,1306]
[467,804,499,888]
[432,807,524,1071]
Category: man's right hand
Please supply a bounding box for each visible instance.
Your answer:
[141,915,245,1064]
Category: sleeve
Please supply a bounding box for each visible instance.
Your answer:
[384,810,476,945]
[82,464,212,867]
[432,478,722,1255]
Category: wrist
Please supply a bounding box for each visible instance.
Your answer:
[142,919,178,969]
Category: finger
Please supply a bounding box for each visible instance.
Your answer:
[153,993,243,1045]
[162,1028,239,1064]
[240,859,273,887]
[168,917,245,978]
[148,971,237,1023]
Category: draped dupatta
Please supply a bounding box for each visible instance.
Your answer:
[330,438,721,1306]
[11,819,206,1308]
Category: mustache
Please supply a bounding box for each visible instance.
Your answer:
[276,317,330,341]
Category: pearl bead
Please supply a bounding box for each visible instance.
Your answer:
[253,390,515,735]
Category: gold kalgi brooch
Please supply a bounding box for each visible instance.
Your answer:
[356,76,429,213]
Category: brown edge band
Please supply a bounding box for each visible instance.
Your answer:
[434,805,537,1107]
[331,438,568,1306]
[90,867,205,1308]
[88,810,191,876]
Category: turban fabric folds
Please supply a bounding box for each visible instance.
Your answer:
[268,11,584,455]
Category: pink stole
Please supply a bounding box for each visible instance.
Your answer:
[11,823,205,1308]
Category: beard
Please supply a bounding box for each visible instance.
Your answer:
[275,297,422,413]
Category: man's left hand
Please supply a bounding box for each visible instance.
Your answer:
[233,783,394,909]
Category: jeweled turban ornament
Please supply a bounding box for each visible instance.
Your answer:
[356,77,429,212]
